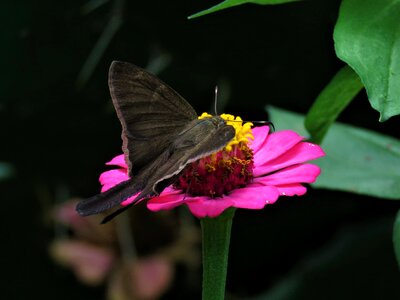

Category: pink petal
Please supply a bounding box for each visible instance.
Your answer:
[249,126,270,153]
[106,154,127,168]
[184,185,279,217]
[254,142,325,176]
[275,184,307,196]
[227,185,280,207]
[253,130,305,167]
[124,188,181,207]
[99,169,129,192]
[255,164,321,186]
[147,192,187,211]
[121,194,140,206]
[186,197,235,218]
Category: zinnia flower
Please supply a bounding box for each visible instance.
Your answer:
[99,114,325,218]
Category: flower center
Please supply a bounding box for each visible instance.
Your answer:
[174,113,254,198]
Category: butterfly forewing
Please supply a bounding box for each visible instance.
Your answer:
[109,61,198,175]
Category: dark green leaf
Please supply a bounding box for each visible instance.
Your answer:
[268,106,400,199]
[334,0,400,121]
[188,0,301,19]
[305,65,363,144]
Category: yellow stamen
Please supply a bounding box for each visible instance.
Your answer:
[198,113,254,152]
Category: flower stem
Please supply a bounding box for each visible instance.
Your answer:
[201,208,235,300]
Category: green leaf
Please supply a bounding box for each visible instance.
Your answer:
[394,209,400,268]
[268,106,400,199]
[188,0,300,19]
[305,65,363,144]
[334,0,400,121]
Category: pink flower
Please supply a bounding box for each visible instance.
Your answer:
[100,125,325,218]
[50,240,115,285]
[50,200,181,299]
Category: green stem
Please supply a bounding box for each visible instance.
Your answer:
[201,208,236,300]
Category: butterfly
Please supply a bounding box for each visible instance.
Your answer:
[76,61,235,222]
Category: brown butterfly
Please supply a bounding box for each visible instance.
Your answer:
[76,61,235,223]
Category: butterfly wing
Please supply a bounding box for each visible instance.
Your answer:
[99,117,235,223]
[109,61,198,175]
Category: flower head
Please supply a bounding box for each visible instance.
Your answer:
[100,114,325,218]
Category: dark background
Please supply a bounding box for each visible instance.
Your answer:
[1,0,400,299]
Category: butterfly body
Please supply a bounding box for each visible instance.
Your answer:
[76,61,235,222]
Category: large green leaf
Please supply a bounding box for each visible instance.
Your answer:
[334,0,400,121]
[394,209,400,267]
[188,0,300,19]
[268,106,400,199]
[305,65,363,144]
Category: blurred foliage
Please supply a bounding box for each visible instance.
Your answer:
[1,0,400,299]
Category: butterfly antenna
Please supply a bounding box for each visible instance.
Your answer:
[227,119,275,132]
[214,85,219,115]
[251,121,275,132]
